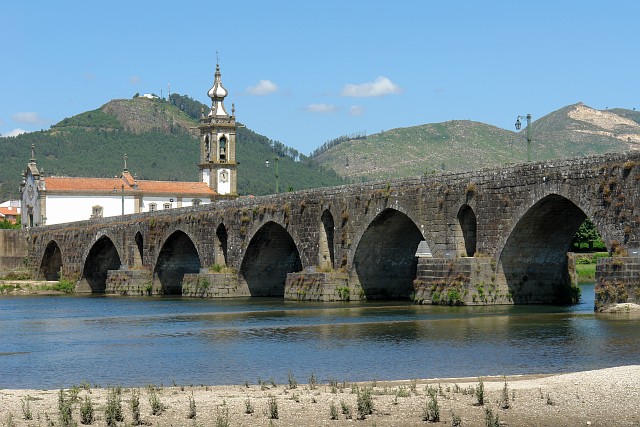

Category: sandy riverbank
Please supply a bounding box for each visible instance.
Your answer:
[1,366,639,426]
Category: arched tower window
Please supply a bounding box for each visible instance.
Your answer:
[219,136,227,161]
[204,135,210,161]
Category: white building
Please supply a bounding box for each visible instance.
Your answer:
[20,63,238,227]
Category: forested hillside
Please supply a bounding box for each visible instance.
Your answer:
[0,95,345,200]
[313,103,640,182]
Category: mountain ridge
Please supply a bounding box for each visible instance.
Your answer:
[313,103,640,182]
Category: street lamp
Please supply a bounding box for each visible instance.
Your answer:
[515,113,532,162]
[265,157,279,193]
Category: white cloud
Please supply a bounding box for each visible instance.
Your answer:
[3,128,28,137]
[12,112,46,124]
[246,80,278,96]
[130,76,141,85]
[305,103,338,114]
[341,76,402,97]
[349,105,365,116]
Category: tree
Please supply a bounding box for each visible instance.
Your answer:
[572,219,602,251]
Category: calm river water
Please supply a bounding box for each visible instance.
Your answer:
[1,283,639,389]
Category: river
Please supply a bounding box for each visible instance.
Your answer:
[1,283,639,389]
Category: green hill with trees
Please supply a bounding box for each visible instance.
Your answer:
[313,103,640,182]
[0,95,345,200]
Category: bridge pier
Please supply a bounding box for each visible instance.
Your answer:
[595,257,640,311]
[284,271,349,301]
[182,272,248,297]
[413,257,510,305]
[105,269,153,296]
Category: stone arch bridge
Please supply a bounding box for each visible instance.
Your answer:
[6,152,640,310]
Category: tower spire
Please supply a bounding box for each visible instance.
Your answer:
[207,59,229,117]
[30,144,36,163]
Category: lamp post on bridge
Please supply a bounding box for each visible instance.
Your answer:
[265,157,280,194]
[515,113,532,162]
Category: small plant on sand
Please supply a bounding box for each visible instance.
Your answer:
[105,387,124,427]
[188,392,197,419]
[309,372,317,390]
[130,389,142,425]
[245,398,254,414]
[21,395,33,420]
[356,387,373,420]
[58,389,76,427]
[500,378,510,409]
[422,393,440,422]
[475,377,485,406]
[329,402,339,420]
[79,396,94,425]
[288,370,298,389]
[451,411,462,427]
[215,405,229,427]
[267,394,279,419]
[148,386,164,415]
[329,377,338,393]
[5,412,16,427]
[340,400,352,419]
[485,407,499,427]
[546,392,554,406]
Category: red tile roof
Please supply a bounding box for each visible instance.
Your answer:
[0,207,19,216]
[44,176,217,197]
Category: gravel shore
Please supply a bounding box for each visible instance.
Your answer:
[1,365,638,426]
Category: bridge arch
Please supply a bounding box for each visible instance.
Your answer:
[81,235,122,293]
[498,193,601,304]
[215,223,228,266]
[455,204,477,257]
[351,207,425,300]
[319,209,335,269]
[133,231,144,268]
[153,229,201,295]
[240,221,302,296]
[39,240,62,280]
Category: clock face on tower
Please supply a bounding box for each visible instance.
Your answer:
[219,170,229,183]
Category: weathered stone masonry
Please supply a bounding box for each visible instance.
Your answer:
[3,152,639,310]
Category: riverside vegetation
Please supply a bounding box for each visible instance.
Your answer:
[1,366,639,426]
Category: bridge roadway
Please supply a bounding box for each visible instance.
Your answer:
[4,151,640,310]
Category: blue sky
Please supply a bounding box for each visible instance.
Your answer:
[2,1,639,155]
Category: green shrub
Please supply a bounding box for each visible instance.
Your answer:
[485,407,499,427]
[58,389,76,427]
[422,393,440,422]
[329,402,339,420]
[267,394,279,419]
[475,377,484,406]
[21,395,33,420]
[356,387,373,420]
[79,396,94,425]
[148,387,164,415]
[130,389,142,425]
[105,387,123,426]
[187,392,196,419]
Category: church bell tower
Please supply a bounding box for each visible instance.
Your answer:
[198,62,237,195]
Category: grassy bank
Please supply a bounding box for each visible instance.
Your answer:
[575,252,607,283]
[0,280,75,295]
